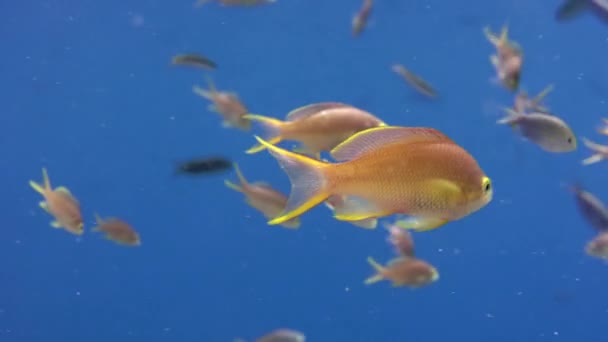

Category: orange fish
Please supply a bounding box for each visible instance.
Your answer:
[483,25,523,91]
[93,214,141,246]
[385,222,415,258]
[364,256,439,287]
[193,76,251,131]
[225,163,301,229]
[245,102,385,159]
[253,126,493,232]
[29,168,84,235]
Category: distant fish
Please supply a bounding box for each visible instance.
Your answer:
[175,156,233,176]
[234,329,305,342]
[193,76,251,131]
[352,0,373,37]
[555,0,608,24]
[29,168,84,236]
[224,163,302,229]
[597,118,608,135]
[385,222,415,258]
[566,183,608,232]
[586,232,608,259]
[498,109,577,153]
[195,0,276,7]
[483,25,523,92]
[391,64,438,99]
[171,53,217,70]
[581,137,608,165]
[364,256,439,288]
[93,214,141,246]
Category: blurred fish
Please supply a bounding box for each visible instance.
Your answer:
[385,222,415,258]
[586,232,608,259]
[93,214,141,246]
[566,183,608,232]
[253,126,493,232]
[175,156,233,176]
[195,0,276,7]
[498,109,577,153]
[245,102,385,159]
[193,76,251,131]
[352,0,373,37]
[556,0,608,24]
[514,84,554,114]
[391,64,438,99]
[225,163,301,229]
[29,168,84,235]
[171,53,217,70]
[234,328,305,342]
[581,137,608,165]
[483,25,523,91]
[597,118,608,135]
[364,256,439,287]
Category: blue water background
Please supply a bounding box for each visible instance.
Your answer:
[2,1,608,341]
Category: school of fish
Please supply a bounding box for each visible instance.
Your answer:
[26,1,608,339]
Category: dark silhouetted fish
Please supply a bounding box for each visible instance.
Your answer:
[175,156,233,176]
[556,0,608,24]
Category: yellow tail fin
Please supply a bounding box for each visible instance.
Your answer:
[364,256,385,285]
[254,136,330,225]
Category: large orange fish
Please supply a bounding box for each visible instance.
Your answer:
[29,168,84,235]
[254,126,493,232]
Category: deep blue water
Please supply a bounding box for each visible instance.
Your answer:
[2,1,608,341]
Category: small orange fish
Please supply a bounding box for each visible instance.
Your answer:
[352,0,373,37]
[364,256,439,287]
[581,137,608,165]
[245,102,386,159]
[29,168,84,235]
[193,76,251,131]
[483,25,523,91]
[93,214,141,246]
[254,126,493,232]
[385,222,415,258]
[586,232,608,259]
[225,163,301,229]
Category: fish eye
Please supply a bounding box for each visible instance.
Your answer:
[482,177,492,193]
[567,137,573,143]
